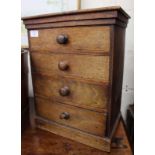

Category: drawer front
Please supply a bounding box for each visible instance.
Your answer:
[29,26,110,53]
[33,74,109,112]
[31,53,109,82]
[35,97,107,136]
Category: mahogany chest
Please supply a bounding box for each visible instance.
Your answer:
[22,6,129,152]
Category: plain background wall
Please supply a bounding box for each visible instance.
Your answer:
[21,0,134,122]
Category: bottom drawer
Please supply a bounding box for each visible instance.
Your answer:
[35,97,107,136]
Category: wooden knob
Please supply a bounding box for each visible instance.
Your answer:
[58,61,69,71]
[59,86,70,96]
[56,34,68,44]
[59,112,70,119]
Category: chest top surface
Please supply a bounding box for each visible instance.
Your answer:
[22,6,130,29]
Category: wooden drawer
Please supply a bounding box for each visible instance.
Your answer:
[29,26,110,53]
[35,97,107,136]
[31,53,109,82]
[33,73,109,112]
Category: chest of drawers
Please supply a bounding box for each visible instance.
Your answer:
[22,6,129,152]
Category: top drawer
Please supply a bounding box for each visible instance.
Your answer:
[29,26,110,53]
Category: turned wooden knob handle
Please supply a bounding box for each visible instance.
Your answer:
[59,112,70,119]
[59,86,70,96]
[56,34,68,44]
[58,61,69,71]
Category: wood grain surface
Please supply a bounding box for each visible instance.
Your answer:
[107,26,126,137]
[35,118,110,152]
[21,50,29,131]
[22,6,130,29]
[22,7,130,152]
[33,73,109,112]
[35,97,107,137]
[29,26,110,53]
[22,6,130,20]
[21,119,132,155]
[31,53,110,82]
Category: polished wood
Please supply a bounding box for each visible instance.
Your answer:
[21,49,29,131]
[36,118,110,152]
[28,97,36,129]
[22,7,130,152]
[21,120,132,155]
[22,6,130,20]
[25,19,127,29]
[29,26,110,53]
[33,73,109,112]
[31,53,110,82]
[35,97,107,137]
[22,6,130,29]
[106,26,126,137]
[21,50,29,108]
